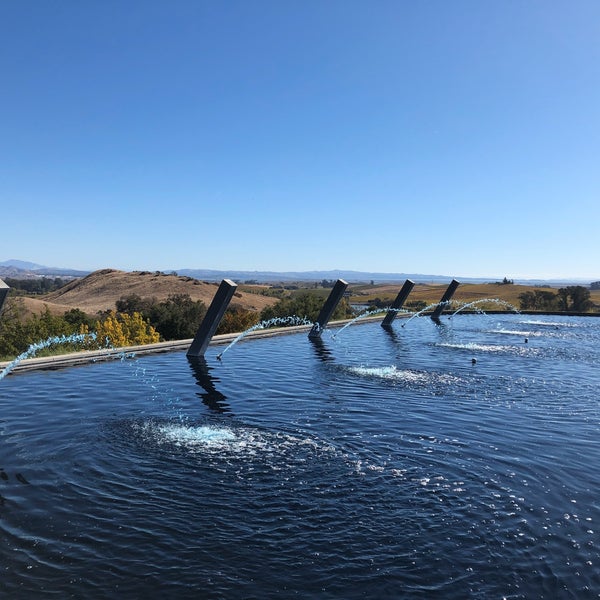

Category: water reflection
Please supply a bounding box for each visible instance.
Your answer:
[187,356,230,413]
[309,336,335,363]
[1,316,598,598]
[431,315,451,329]
[381,322,401,343]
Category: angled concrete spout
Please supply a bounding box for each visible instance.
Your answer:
[0,279,9,316]
[187,279,238,357]
[381,279,415,327]
[308,279,348,339]
[431,279,460,319]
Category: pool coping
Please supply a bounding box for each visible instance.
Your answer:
[2,310,597,375]
[0,316,384,375]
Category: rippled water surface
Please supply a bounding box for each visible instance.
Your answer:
[1,315,599,598]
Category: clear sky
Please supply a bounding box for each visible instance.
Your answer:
[2,1,599,280]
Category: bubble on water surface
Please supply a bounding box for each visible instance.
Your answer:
[347,365,461,385]
[158,424,236,445]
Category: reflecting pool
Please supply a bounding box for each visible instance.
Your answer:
[1,314,598,598]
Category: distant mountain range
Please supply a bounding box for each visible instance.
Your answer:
[0,260,89,279]
[176,267,473,284]
[0,259,595,286]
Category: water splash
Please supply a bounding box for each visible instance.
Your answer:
[347,365,427,383]
[332,307,413,338]
[401,301,457,328]
[158,423,236,446]
[129,418,340,467]
[520,319,577,328]
[489,329,542,337]
[450,298,520,318]
[0,332,98,381]
[216,315,314,359]
[347,364,463,385]
[436,342,516,353]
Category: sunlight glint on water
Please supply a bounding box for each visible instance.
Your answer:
[0,314,598,599]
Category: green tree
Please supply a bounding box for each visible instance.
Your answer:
[558,286,593,312]
[520,286,594,312]
[0,298,28,358]
[115,294,153,315]
[518,290,558,311]
[518,291,535,310]
[4,277,68,295]
[0,301,93,360]
[405,300,427,312]
[63,308,94,329]
[556,288,570,311]
[23,305,73,341]
[260,293,353,323]
[217,305,260,334]
[147,294,207,340]
[367,297,388,309]
[535,291,558,311]
[114,293,207,340]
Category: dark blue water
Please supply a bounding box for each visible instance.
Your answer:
[1,315,598,598]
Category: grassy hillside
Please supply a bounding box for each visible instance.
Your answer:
[4,274,599,320]
[16,270,279,317]
[350,282,600,312]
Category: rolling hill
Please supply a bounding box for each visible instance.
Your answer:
[33,269,279,315]
[3,268,599,320]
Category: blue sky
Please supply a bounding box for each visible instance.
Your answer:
[2,1,599,280]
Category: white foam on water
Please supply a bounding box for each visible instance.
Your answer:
[153,420,446,486]
[436,342,514,353]
[488,329,543,337]
[158,424,236,446]
[347,365,461,385]
[520,320,577,328]
[132,420,339,464]
[131,420,411,482]
[486,329,544,337]
[349,365,429,383]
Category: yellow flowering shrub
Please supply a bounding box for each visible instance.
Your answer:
[82,311,160,348]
